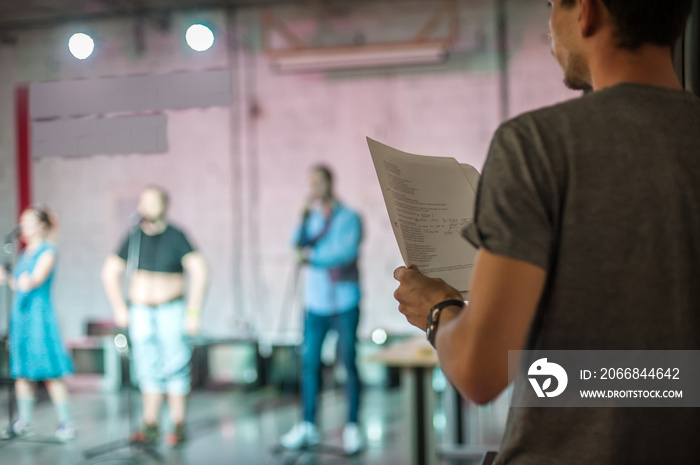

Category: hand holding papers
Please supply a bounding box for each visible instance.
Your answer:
[367,138,479,297]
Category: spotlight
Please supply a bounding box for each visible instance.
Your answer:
[68,33,95,59]
[371,328,388,345]
[185,24,214,52]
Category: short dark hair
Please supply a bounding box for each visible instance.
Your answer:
[311,164,334,185]
[28,205,54,229]
[561,0,693,50]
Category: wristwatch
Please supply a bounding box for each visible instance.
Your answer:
[426,299,466,348]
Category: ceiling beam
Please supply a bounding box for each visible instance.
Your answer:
[0,0,302,32]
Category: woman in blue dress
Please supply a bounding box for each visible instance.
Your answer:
[0,206,75,441]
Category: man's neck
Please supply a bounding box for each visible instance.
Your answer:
[589,43,683,91]
[319,197,335,218]
[142,219,167,235]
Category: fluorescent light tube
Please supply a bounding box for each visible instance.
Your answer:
[267,41,449,73]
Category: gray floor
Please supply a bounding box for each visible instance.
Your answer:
[0,376,484,465]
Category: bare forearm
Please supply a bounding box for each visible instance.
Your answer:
[23,273,46,289]
[19,252,56,291]
[434,252,545,404]
[102,275,127,312]
[28,268,51,288]
[101,257,128,313]
[394,251,545,406]
[182,252,208,311]
[186,266,208,310]
[101,255,129,328]
[435,306,509,404]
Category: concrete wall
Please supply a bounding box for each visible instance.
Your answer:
[0,0,577,340]
[0,45,18,288]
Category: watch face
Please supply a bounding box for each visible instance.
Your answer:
[426,308,438,346]
[426,308,439,339]
[427,308,437,326]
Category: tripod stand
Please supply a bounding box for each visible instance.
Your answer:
[81,333,162,463]
[0,231,16,439]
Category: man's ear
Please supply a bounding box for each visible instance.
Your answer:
[579,0,602,38]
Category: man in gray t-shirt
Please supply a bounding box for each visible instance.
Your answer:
[393,1,700,463]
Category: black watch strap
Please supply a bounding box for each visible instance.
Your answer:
[426,299,465,348]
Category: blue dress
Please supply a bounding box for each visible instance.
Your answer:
[9,241,73,380]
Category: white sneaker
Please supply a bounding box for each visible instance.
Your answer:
[0,419,34,440]
[55,422,77,442]
[280,421,320,449]
[342,423,362,455]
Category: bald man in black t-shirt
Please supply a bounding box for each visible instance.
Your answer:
[102,186,208,447]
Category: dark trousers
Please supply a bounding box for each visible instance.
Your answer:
[302,307,361,424]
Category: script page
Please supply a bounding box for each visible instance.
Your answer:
[368,137,478,296]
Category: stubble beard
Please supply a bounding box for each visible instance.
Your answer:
[563,52,593,92]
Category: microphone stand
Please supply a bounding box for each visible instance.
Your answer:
[1,231,17,440]
[270,208,309,364]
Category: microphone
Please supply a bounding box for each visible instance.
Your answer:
[301,196,316,220]
[4,226,20,242]
[3,227,19,253]
[114,332,130,354]
[128,213,142,228]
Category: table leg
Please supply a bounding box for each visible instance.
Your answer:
[402,366,436,465]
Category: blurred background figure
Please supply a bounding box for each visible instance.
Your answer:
[280,164,364,455]
[101,186,208,447]
[0,206,76,442]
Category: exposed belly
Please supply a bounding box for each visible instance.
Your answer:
[129,270,185,306]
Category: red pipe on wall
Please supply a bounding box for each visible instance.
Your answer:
[15,85,31,217]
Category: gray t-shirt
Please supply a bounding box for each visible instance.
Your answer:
[463,83,700,464]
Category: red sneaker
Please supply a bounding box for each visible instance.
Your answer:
[130,423,159,445]
[165,423,186,447]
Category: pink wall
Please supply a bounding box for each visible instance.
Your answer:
[0,0,578,339]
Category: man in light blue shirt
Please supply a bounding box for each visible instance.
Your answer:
[280,164,363,455]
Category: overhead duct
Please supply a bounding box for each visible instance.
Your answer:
[262,0,458,73]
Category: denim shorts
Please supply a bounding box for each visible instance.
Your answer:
[128,299,192,395]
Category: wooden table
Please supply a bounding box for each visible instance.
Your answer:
[372,336,440,465]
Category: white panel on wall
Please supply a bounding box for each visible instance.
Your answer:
[29,69,232,118]
[32,114,168,158]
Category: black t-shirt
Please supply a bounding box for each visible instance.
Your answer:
[117,224,194,273]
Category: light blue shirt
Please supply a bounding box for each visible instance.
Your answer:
[293,202,362,315]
